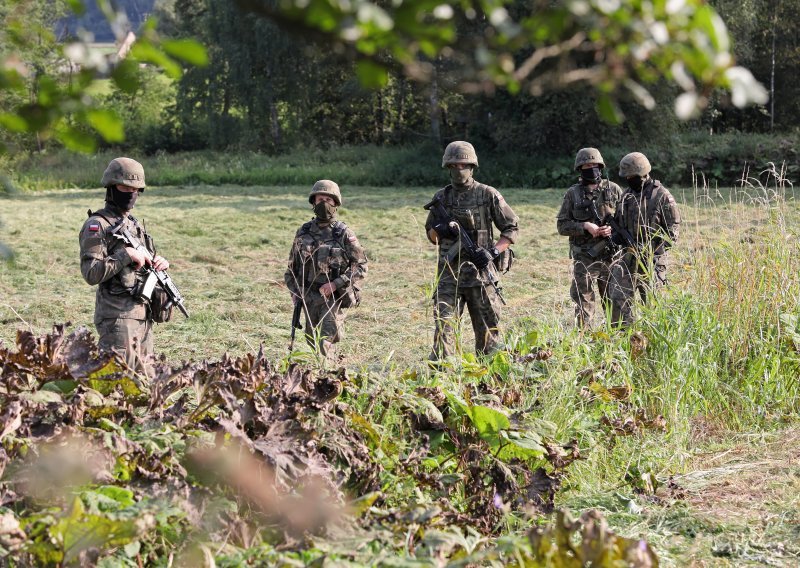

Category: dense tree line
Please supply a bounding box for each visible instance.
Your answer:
[138,0,795,157]
[1,0,796,159]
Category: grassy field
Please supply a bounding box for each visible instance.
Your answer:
[1,176,799,565]
[0,183,576,368]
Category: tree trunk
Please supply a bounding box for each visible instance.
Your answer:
[374,89,384,144]
[270,102,281,147]
[429,76,441,144]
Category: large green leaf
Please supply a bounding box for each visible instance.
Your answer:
[466,405,510,444]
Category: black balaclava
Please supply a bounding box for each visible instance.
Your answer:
[627,176,645,192]
[314,201,337,223]
[106,186,139,211]
[580,166,602,185]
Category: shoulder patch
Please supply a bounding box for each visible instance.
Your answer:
[87,223,101,233]
[347,235,358,243]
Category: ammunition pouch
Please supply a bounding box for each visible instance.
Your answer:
[149,284,174,323]
[586,239,612,260]
[137,273,172,323]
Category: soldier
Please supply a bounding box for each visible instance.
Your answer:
[79,157,171,373]
[284,180,368,362]
[608,152,681,326]
[425,141,519,361]
[556,148,623,327]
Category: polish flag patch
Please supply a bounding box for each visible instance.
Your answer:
[88,224,101,232]
[348,235,358,243]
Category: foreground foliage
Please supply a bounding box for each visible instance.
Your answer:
[0,324,665,566]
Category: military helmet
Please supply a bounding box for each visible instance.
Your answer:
[442,141,478,168]
[619,152,652,178]
[574,148,605,171]
[101,157,146,190]
[308,179,342,206]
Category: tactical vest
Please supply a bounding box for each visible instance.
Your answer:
[87,209,154,295]
[441,182,494,248]
[568,180,618,247]
[296,220,352,286]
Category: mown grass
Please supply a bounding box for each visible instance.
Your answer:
[1,170,799,565]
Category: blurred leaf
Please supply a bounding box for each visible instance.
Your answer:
[355,60,389,89]
[58,126,96,153]
[65,0,86,15]
[596,94,623,125]
[0,113,28,133]
[130,43,182,79]
[110,59,141,94]
[87,109,125,142]
[162,39,208,66]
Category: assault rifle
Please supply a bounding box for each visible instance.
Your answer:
[111,224,189,318]
[602,213,637,249]
[424,195,506,305]
[289,300,303,351]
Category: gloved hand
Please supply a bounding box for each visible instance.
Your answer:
[432,219,457,239]
[472,247,495,269]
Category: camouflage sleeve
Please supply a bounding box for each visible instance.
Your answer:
[425,211,436,244]
[334,228,368,290]
[490,189,519,243]
[424,190,443,243]
[283,231,302,297]
[658,188,681,246]
[79,218,131,286]
[556,188,586,237]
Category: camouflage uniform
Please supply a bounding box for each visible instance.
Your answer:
[284,180,368,360]
[556,148,622,326]
[426,142,519,359]
[608,153,681,326]
[79,158,157,372]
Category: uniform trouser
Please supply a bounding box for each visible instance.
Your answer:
[431,281,501,360]
[570,254,613,327]
[608,252,668,327]
[303,292,344,359]
[96,317,153,373]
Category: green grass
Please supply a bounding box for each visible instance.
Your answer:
[1,172,799,565]
[5,131,800,191]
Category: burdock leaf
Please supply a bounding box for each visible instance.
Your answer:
[467,405,510,445]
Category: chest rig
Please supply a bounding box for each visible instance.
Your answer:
[569,180,617,246]
[296,220,351,285]
[89,209,154,295]
[442,183,494,248]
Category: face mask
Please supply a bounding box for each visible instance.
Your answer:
[580,167,602,185]
[108,186,139,210]
[314,201,337,223]
[627,176,645,192]
[449,166,473,186]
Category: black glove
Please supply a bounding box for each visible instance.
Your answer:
[472,247,495,269]
[432,219,456,239]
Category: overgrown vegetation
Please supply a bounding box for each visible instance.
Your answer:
[0,169,798,565]
[4,131,800,191]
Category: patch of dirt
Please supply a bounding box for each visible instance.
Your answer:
[676,429,800,525]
